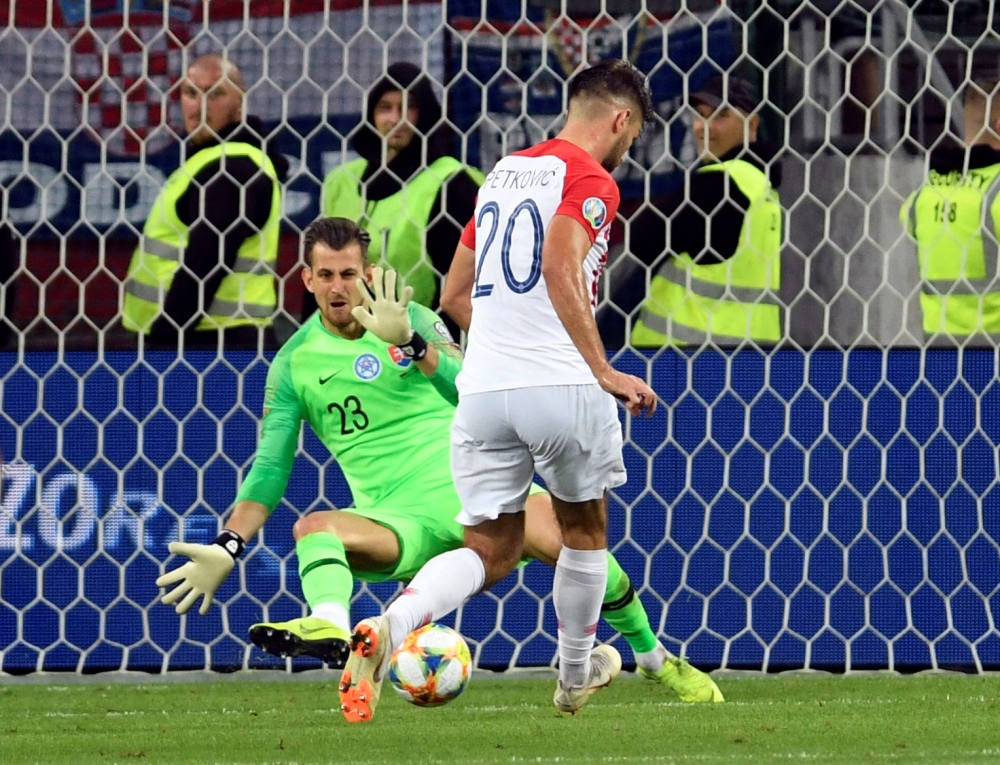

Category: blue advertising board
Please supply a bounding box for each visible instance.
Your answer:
[2,349,999,673]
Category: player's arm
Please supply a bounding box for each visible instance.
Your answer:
[410,302,463,404]
[232,352,302,515]
[440,242,476,333]
[156,352,302,614]
[542,215,615,374]
[223,500,270,541]
[542,215,656,417]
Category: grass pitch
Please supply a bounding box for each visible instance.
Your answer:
[3,672,1000,765]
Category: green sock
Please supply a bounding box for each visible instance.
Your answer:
[601,553,661,655]
[297,532,354,613]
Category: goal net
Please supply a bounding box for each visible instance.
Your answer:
[1,0,999,674]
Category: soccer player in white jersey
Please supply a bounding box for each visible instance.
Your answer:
[339,60,658,722]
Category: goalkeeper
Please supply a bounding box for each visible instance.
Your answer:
[155,216,721,704]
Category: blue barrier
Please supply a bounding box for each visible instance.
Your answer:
[1,349,999,673]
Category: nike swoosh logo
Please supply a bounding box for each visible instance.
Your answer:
[319,372,339,385]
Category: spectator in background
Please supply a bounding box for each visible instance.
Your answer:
[317,62,483,336]
[122,54,288,350]
[900,78,1000,344]
[629,74,783,347]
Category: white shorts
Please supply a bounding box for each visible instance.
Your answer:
[450,384,627,526]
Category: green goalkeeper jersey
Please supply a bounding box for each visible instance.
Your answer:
[235,303,463,512]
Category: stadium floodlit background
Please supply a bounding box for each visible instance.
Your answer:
[1,0,1000,678]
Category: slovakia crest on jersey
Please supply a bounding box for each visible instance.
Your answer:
[354,353,382,380]
[582,197,607,229]
[387,345,413,368]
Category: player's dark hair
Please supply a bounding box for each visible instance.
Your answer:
[303,217,371,266]
[568,59,655,125]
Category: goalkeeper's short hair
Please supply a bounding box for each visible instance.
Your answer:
[304,217,371,266]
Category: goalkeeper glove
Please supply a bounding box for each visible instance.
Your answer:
[155,530,245,616]
[352,267,428,359]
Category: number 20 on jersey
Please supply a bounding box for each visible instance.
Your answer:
[472,199,544,298]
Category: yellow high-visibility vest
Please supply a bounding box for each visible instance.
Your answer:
[123,142,280,333]
[631,159,782,347]
[900,160,1000,338]
[323,156,484,307]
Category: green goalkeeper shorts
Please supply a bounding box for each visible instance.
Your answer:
[349,482,547,583]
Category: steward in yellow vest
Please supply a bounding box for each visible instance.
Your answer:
[123,55,288,349]
[318,62,483,334]
[900,78,1000,344]
[629,75,783,348]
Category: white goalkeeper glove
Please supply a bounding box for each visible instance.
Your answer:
[351,266,415,347]
[155,531,245,616]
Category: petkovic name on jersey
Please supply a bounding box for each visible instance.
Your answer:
[482,167,557,191]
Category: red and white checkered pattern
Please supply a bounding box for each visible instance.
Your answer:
[72,20,190,156]
[547,15,637,76]
[549,16,586,75]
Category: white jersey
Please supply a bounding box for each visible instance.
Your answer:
[456,138,620,396]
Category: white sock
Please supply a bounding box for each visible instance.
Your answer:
[635,644,669,674]
[385,548,486,650]
[311,602,351,633]
[554,546,607,689]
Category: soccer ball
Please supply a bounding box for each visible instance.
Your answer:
[387,623,472,707]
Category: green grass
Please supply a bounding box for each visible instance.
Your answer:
[3,673,1000,764]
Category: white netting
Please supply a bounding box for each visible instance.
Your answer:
[1,0,1000,673]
